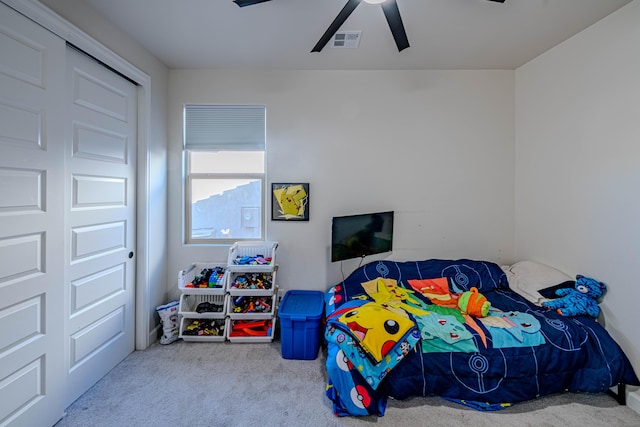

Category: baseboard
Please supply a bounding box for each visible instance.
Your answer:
[627,389,640,415]
[148,324,160,347]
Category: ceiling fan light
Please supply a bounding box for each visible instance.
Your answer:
[363,0,387,4]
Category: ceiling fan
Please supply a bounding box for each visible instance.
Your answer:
[233,0,506,52]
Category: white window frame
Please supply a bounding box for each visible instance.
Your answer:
[183,105,266,244]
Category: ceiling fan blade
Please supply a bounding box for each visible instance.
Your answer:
[311,0,363,53]
[486,0,506,3]
[233,0,271,7]
[381,0,409,52]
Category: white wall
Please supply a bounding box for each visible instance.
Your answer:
[168,69,515,300]
[40,0,170,343]
[515,0,640,380]
[33,0,639,402]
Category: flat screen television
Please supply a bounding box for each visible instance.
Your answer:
[331,211,394,262]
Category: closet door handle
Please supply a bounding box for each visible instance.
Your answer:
[128,251,134,259]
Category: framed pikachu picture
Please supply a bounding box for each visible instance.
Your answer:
[271,183,309,221]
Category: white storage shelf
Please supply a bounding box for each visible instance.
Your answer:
[227,241,278,272]
[178,262,227,295]
[226,317,277,343]
[177,242,279,343]
[179,317,227,342]
[226,270,277,296]
[227,291,277,320]
[178,293,227,319]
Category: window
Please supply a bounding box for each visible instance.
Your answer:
[184,105,265,244]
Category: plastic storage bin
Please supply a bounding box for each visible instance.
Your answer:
[227,241,278,272]
[178,262,227,295]
[178,293,228,319]
[278,290,324,360]
[226,270,276,296]
[227,292,276,319]
[179,317,227,342]
[227,317,276,343]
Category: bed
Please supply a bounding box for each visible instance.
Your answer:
[324,259,639,416]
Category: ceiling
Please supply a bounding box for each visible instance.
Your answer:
[81,0,633,70]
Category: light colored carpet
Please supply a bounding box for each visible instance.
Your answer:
[54,340,640,427]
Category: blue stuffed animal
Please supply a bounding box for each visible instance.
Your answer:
[541,275,606,317]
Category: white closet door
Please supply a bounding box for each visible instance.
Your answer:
[0,4,139,424]
[0,3,67,426]
[64,46,137,407]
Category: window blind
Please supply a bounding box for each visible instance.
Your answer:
[184,105,265,151]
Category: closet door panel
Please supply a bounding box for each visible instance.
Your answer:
[0,3,66,426]
[64,46,137,407]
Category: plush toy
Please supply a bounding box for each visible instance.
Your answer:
[541,275,606,317]
[458,287,491,317]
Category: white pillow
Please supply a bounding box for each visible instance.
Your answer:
[502,261,573,303]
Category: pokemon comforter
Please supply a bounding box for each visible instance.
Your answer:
[324,259,639,417]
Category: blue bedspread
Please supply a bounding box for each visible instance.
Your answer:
[324,259,639,417]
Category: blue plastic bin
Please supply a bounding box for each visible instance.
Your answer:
[278,290,324,360]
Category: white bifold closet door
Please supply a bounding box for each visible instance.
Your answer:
[64,45,137,409]
[0,3,137,425]
[0,4,67,426]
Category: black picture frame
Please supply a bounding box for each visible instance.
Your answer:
[271,183,309,221]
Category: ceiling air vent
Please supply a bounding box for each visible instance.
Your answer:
[331,31,362,48]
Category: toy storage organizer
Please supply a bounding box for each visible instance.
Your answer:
[177,241,278,343]
[178,262,228,342]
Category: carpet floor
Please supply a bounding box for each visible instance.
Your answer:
[54,339,640,427]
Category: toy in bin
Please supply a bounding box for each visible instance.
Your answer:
[184,266,225,289]
[230,272,273,290]
[196,301,223,313]
[233,255,272,266]
[229,319,273,337]
[232,295,272,314]
[183,319,225,337]
[278,290,324,360]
